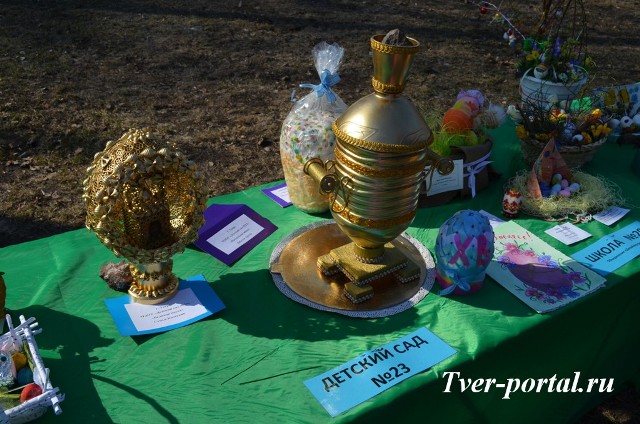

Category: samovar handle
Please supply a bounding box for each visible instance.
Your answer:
[304,158,339,195]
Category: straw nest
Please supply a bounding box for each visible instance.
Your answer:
[509,170,625,220]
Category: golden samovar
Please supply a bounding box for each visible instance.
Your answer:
[304,33,452,303]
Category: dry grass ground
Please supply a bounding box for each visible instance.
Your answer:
[0,0,639,421]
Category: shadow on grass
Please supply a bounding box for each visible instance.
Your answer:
[0,214,80,248]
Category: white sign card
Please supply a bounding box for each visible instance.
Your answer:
[545,223,592,245]
[270,185,291,203]
[124,288,208,332]
[425,159,463,196]
[205,214,265,255]
[593,206,631,226]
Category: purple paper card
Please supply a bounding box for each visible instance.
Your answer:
[195,204,277,266]
[261,183,292,207]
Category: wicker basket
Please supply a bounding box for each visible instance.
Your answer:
[1,315,63,423]
[520,136,606,169]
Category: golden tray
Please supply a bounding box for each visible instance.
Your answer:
[269,220,435,318]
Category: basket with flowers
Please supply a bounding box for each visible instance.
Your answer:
[508,97,612,168]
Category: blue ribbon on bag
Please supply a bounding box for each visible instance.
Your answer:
[299,69,340,104]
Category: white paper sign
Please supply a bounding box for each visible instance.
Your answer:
[545,223,592,245]
[271,185,291,203]
[593,206,631,226]
[124,288,208,332]
[425,159,463,196]
[479,210,505,229]
[206,214,264,255]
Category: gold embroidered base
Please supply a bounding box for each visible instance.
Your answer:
[270,222,429,311]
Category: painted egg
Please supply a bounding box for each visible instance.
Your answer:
[569,182,581,193]
[0,352,15,387]
[620,116,634,129]
[552,173,563,185]
[609,118,620,129]
[551,184,562,195]
[502,188,522,218]
[571,134,584,144]
[633,114,640,127]
[559,189,571,197]
[20,383,42,403]
[435,210,495,296]
[506,105,522,122]
[11,352,26,371]
[561,179,569,189]
[16,366,33,386]
[533,65,549,79]
[561,123,576,143]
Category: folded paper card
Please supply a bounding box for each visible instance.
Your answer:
[195,204,277,265]
[592,206,631,226]
[545,223,591,245]
[486,221,606,313]
[261,182,293,207]
[105,275,225,336]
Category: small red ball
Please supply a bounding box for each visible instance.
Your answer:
[479,6,488,14]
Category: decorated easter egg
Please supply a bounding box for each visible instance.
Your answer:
[609,118,620,129]
[620,116,634,129]
[435,210,495,296]
[11,352,26,371]
[533,64,549,79]
[16,366,33,386]
[551,184,562,195]
[559,189,571,197]
[633,114,640,127]
[561,179,569,189]
[506,104,522,122]
[0,352,15,388]
[441,109,474,133]
[539,181,551,197]
[571,134,584,144]
[551,173,563,185]
[569,182,581,193]
[20,383,42,403]
[560,122,576,143]
[502,188,522,218]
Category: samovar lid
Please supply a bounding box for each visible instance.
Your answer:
[332,33,432,154]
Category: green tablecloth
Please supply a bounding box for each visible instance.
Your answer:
[1,123,639,423]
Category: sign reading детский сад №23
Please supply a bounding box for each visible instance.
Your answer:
[304,327,456,417]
